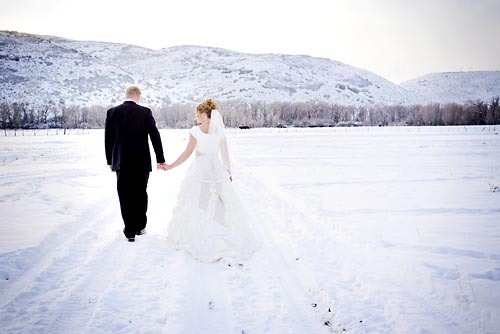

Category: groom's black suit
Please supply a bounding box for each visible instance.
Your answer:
[105,101,165,239]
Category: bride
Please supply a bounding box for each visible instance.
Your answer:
[165,98,258,262]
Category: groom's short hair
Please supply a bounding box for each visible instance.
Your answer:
[125,85,141,98]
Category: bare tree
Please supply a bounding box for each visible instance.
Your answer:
[11,103,22,135]
[486,97,499,125]
[0,103,10,136]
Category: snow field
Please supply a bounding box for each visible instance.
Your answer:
[1,125,499,333]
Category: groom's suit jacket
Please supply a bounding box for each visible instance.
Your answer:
[105,101,165,172]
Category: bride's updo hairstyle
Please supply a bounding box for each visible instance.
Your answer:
[196,98,218,119]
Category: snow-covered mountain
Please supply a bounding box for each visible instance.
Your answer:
[1,30,498,107]
[401,71,500,104]
[0,31,417,107]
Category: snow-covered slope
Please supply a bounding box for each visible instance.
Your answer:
[401,71,500,104]
[1,31,417,107]
[2,31,498,107]
[0,31,135,106]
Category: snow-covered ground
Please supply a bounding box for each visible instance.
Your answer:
[1,126,499,333]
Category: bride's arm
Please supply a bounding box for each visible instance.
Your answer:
[167,134,197,170]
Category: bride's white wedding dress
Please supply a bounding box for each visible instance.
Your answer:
[166,112,258,262]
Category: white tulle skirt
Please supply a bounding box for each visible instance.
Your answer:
[166,155,258,263]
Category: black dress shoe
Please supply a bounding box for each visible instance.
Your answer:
[135,229,146,236]
[127,237,135,242]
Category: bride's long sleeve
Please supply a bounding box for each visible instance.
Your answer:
[220,137,231,175]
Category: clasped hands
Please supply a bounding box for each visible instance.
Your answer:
[157,162,171,171]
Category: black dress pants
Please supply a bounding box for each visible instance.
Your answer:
[116,170,150,238]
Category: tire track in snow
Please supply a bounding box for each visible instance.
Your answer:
[234,168,476,333]
[45,236,138,333]
[0,198,123,333]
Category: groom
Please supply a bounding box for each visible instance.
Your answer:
[105,85,167,242]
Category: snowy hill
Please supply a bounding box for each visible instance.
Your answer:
[401,71,500,104]
[0,31,135,106]
[1,31,417,107]
[1,31,498,107]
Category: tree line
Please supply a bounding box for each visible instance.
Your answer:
[1,97,499,134]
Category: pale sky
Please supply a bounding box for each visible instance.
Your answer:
[1,0,500,83]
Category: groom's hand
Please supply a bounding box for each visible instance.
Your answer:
[157,162,168,170]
